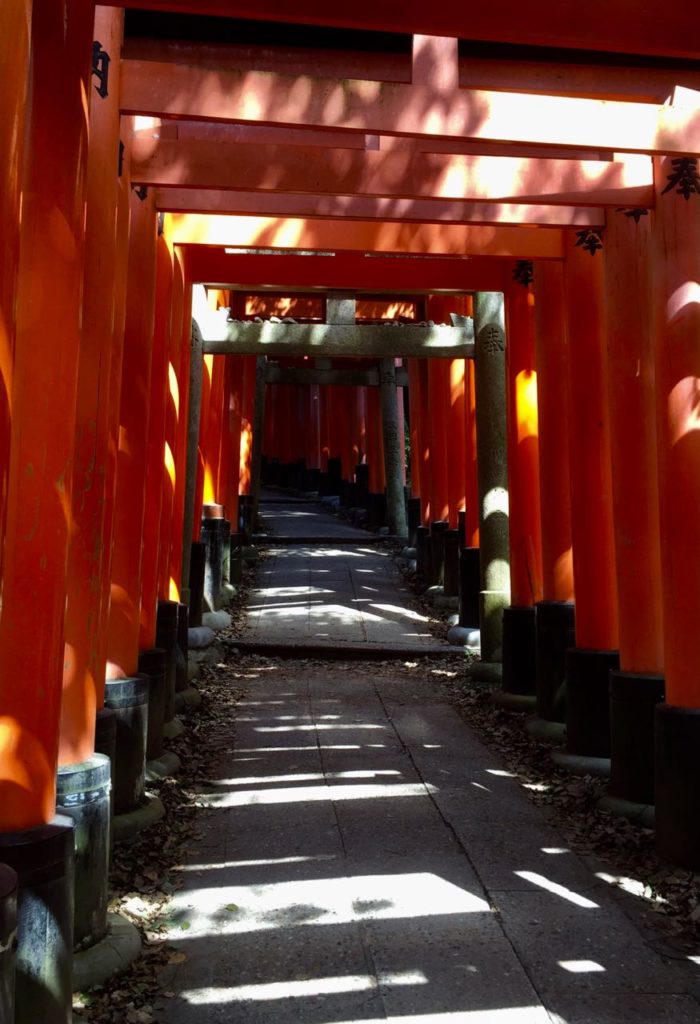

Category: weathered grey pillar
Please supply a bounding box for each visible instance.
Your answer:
[249,354,267,528]
[473,292,510,665]
[379,358,408,538]
[181,314,203,602]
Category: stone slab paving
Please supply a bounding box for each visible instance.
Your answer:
[242,498,447,652]
[157,661,700,1024]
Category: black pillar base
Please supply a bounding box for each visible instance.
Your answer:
[443,529,460,598]
[201,515,228,611]
[156,599,179,722]
[407,497,421,548]
[655,703,700,869]
[176,602,189,694]
[609,670,665,806]
[458,547,480,628]
[415,526,431,582]
[429,520,449,586]
[188,540,206,627]
[565,647,619,757]
[137,648,167,759]
[56,755,111,951]
[229,532,243,585]
[0,818,74,1024]
[0,863,17,1023]
[535,600,575,723]
[501,605,537,697]
[104,676,148,815]
[94,707,116,766]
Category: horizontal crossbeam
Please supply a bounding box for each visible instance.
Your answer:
[170,214,563,258]
[197,319,475,358]
[133,139,652,207]
[121,59,700,155]
[158,188,604,227]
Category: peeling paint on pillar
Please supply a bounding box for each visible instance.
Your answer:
[474,292,510,662]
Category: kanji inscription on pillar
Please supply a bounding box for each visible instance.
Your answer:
[662,157,700,200]
[478,324,505,354]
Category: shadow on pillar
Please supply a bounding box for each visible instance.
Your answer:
[0,863,17,1023]
[0,818,75,1024]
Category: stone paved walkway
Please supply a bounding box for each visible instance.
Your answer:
[157,499,700,1024]
[242,497,448,653]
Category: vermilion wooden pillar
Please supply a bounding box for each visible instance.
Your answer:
[221,355,243,527]
[0,0,92,829]
[407,360,423,501]
[202,355,226,505]
[60,6,125,764]
[366,386,385,492]
[308,384,321,470]
[499,273,543,702]
[532,261,575,725]
[0,0,31,583]
[448,359,467,527]
[562,229,619,759]
[417,359,432,524]
[427,360,450,523]
[139,234,174,650]
[465,357,479,546]
[106,189,158,681]
[603,208,664,807]
[159,242,184,601]
[652,156,700,868]
[94,131,132,697]
[426,298,452,524]
[169,250,192,596]
[239,354,256,535]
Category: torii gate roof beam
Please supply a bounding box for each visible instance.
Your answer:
[112,1,697,61]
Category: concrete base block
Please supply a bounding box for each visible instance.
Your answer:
[469,661,503,686]
[163,717,185,740]
[597,793,655,830]
[492,691,536,714]
[188,626,216,649]
[552,749,611,779]
[174,686,202,714]
[112,795,165,846]
[202,610,232,631]
[525,717,566,746]
[401,546,416,559]
[146,750,181,781]
[447,625,481,648]
[72,913,141,992]
[447,613,459,628]
[220,583,236,603]
[242,545,258,563]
